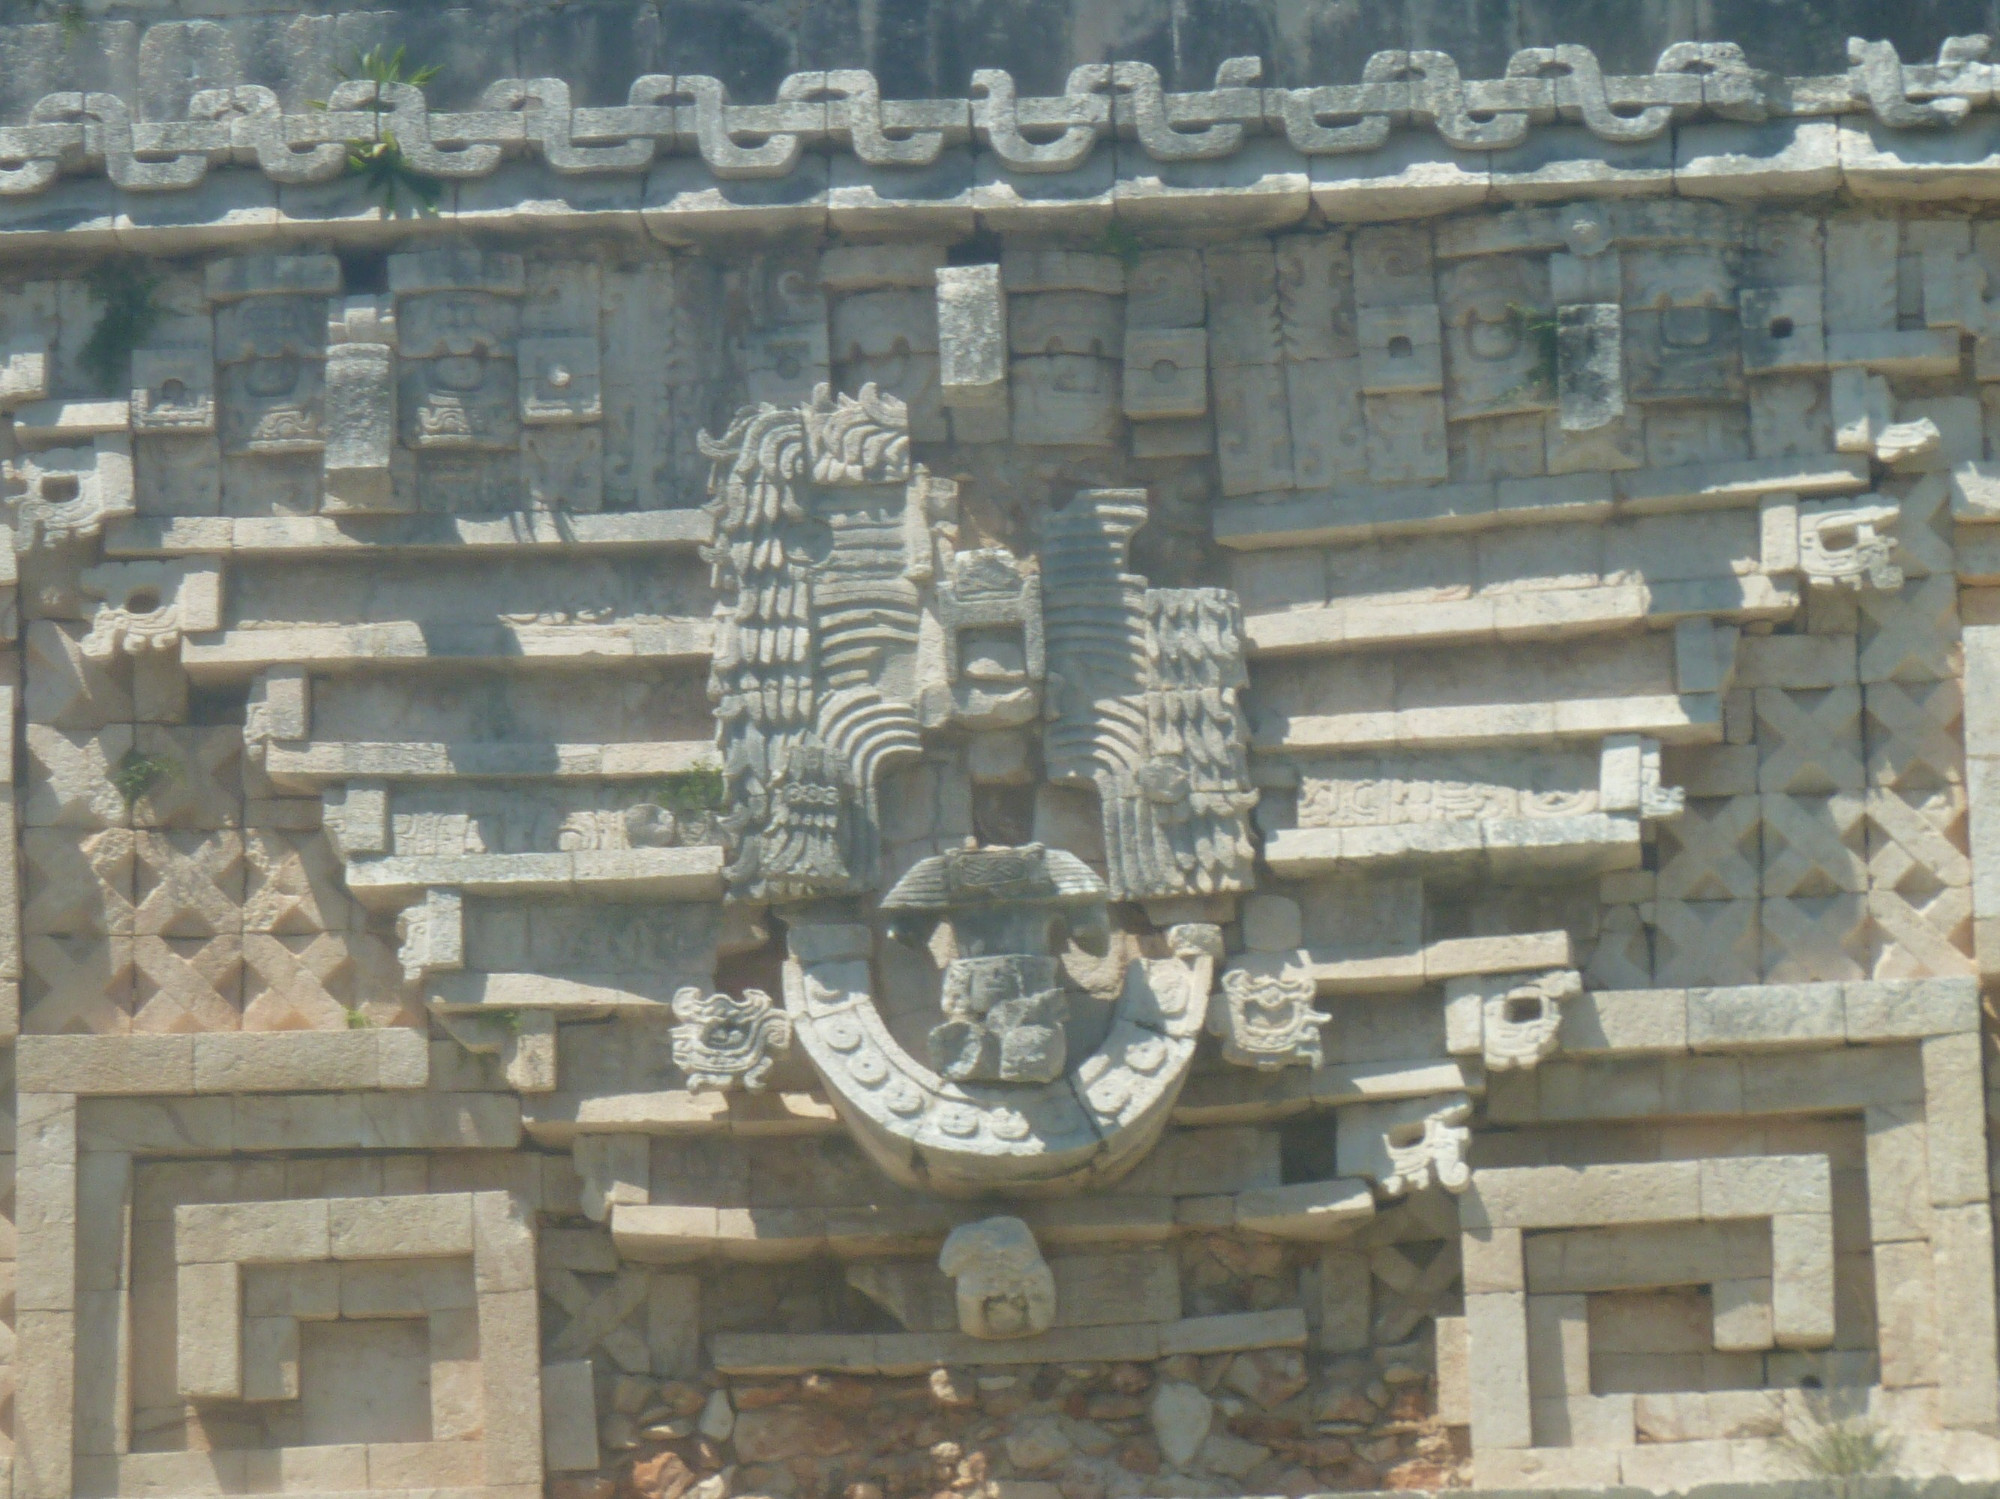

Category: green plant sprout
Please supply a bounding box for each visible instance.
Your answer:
[1094,220,1144,267]
[50,2,85,50]
[111,747,178,805]
[313,47,446,217]
[1506,301,1560,386]
[340,44,443,95]
[344,1007,373,1030]
[649,763,727,813]
[80,261,163,391]
[345,132,443,217]
[1774,1392,1900,1478]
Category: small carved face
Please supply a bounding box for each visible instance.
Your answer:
[980,1291,1031,1336]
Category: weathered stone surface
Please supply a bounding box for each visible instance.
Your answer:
[2,19,2000,1499]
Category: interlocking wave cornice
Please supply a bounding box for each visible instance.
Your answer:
[9,34,2000,194]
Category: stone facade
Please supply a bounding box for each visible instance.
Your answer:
[1,10,2000,1499]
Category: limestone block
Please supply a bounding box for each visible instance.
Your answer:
[1357,304,1442,394]
[1558,989,1688,1054]
[649,1271,701,1378]
[176,1258,241,1398]
[1239,894,1301,956]
[1922,1032,1990,1207]
[17,1034,192,1095]
[1687,983,1845,1051]
[477,1286,546,1484]
[1365,391,1449,484]
[176,1199,329,1263]
[322,302,400,514]
[1712,1278,1776,1352]
[1232,1178,1374,1238]
[1010,353,1117,446]
[1461,1226,1524,1293]
[1212,362,1291,494]
[1933,1203,2000,1426]
[1464,1290,1531,1449]
[1874,1236,1939,1387]
[1770,1212,1835,1348]
[1461,1161,1701,1230]
[1865,1104,1934,1244]
[328,1193,473,1259]
[14,1307,73,1499]
[575,1134,648,1222]
[1847,977,1979,1040]
[1121,326,1206,420]
[1526,1292,1589,1398]
[242,1313,301,1402]
[472,1189,537,1293]
[1533,1393,1635,1449]
[1700,1154,1831,1218]
[1314,1247,1369,1352]
[936,264,1005,408]
[1475,1447,1620,1487]
[1284,356,1367,489]
[429,1304,484,1441]
[541,1358,600,1472]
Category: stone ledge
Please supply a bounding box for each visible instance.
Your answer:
[709,1306,1307,1375]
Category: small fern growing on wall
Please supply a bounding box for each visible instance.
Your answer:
[111,747,179,805]
[649,763,727,813]
[80,261,163,391]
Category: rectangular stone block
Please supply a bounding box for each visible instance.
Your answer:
[15,1307,73,1499]
[241,1313,300,1402]
[1461,1161,1701,1230]
[17,1034,195,1095]
[367,1440,485,1488]
[1558,989,1688,1054]
[16,1162,76,1312]
[1526,1292,1589,1398]
[1531,1393,1635,1448]
[175,1198,329,1264]
[1771,1211,1836,1349]
[1844,978,1979,1041]
[1524,1220,1769,1293]
[1874,1236,1939,1388]
[191,1031,379,1093]
[936,264,1005,408]
[1922,1032,1990,1207]
[1711,1278,1775,1351]
[472,1189,537,1292]
[1315,1247,1369,1352]
[1462,1226,1525,1293]
[1232,1177,1373,1238]
[1700,1154,1832,1218]
[1934,1203,2000,1427]
[244,1271,338,1327]
[1865,1103,1935,1244]
[1434,1313,1469,1424]
[1464,1291,1532,1449]
[176,1259,241,1399]
[478,1287,546,1484]
[1687,983,1845,1050]
[328,1192,473,1259]
[541,1358,600,1472]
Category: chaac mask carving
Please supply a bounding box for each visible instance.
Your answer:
[698,385,1259,1191]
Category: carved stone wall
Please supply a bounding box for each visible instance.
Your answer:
[2,12,2000,1499]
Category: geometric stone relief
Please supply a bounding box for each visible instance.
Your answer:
[7,18,2000,1497]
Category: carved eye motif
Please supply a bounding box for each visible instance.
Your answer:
[1464,307,1521,361]
[244,353,300,397]
[433,355,488,392]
